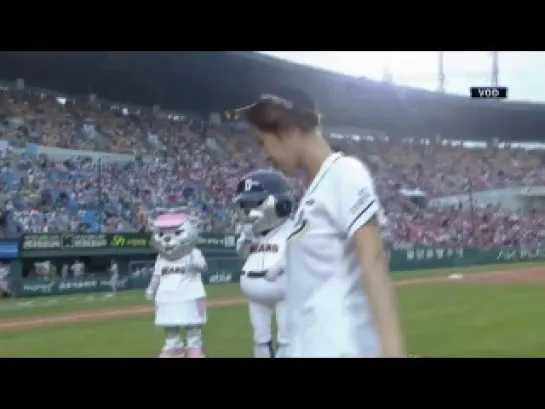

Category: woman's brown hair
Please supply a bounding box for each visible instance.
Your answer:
[244,96,321,136]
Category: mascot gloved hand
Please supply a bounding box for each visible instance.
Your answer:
[265,258,284,282]
[145,275,160,301]
[248,195,278,236]
[241,223,255,239]
[187,252,207,275]
[145,288,155,301]
[236,223,255,259]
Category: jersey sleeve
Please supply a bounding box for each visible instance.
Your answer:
[192,249,207,271]
[152,257,163,277]
[328,157,381,239]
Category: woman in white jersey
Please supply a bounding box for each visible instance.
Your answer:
[234,88,405,357]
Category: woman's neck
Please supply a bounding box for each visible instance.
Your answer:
[299,135,333,181]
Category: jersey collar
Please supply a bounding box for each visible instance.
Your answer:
[306,152,343,196]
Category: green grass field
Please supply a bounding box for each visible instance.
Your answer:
[1,261,544,357]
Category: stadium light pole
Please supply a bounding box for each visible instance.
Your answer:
[491,51,499,88]
[437,51,445,93]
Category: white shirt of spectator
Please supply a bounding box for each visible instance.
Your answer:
[284,153,383,357]
[71,262,85,277]
[34,261,51,277]
[110,263,119,278]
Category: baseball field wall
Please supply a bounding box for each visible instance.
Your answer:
[388,246,545,271]
[1,234,544,298]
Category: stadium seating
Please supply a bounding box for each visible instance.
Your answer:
[1,85,544,248]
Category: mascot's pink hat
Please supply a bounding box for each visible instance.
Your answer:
[154,213,189,229]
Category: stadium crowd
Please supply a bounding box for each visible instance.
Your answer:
[1,86,545,248]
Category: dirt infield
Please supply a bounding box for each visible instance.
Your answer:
[456,267,545,285]
[0,267,543,333]
[0,298,243,333]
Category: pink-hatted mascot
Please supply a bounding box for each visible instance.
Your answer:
[146,208,208,358]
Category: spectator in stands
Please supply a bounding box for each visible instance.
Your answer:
[1,84,545,249]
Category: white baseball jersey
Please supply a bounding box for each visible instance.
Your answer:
[71,262,85,277]
[240,221,291,303]
[285,152,383,357]
[110,263,119,278]
[242,221,291,276]
[154,249,207,302]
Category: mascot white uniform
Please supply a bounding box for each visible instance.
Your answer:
[145,210,207,358]
[234,170,293,358]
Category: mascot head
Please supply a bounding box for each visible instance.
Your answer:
[234,169,293,235]
[149,208,200,261]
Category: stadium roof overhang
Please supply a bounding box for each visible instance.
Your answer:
[0,51,543,143]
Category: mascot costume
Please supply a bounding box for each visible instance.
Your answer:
[145,208,208,358]
[234,170,293,358]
